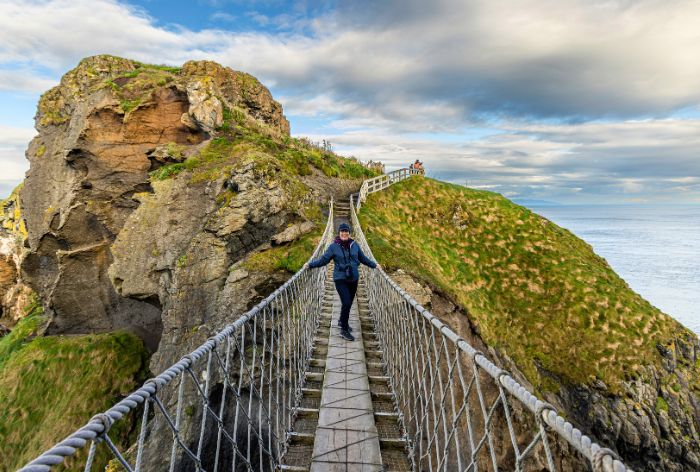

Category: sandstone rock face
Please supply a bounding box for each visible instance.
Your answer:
[391,271,700,471]
[21,80,198,348]
[181,60,289,135]
[272,221,314,245]
[107,156,296,366]
[0,255,17,301]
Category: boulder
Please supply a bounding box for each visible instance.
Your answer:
[390,269,432,306]
[271,221,315,245]
[18,55,293,350]
[185,78,224,132]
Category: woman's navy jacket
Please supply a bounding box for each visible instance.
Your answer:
[308,240,377,282]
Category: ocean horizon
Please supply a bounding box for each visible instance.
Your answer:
[527,203,700,336]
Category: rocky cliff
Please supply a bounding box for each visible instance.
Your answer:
[17,55,367,350]
[19,55,292,349]
[4,55,376,469]
[360,178,700,471]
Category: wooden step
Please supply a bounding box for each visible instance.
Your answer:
[369,376,391,390]
[371,391,394,402]
[278,465,308,471]
[365,350,383,361]
[304,372,323,382]
[287,431,313,443]
[281,433,314,470]
[380,437,407,448]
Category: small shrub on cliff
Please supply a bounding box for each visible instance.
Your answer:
[120,98,141,113]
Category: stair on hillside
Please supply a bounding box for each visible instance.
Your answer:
[334,200,351,218]
[358,289,411,472]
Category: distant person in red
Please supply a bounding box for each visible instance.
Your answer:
[412,159,424,173]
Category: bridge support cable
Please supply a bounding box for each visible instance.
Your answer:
[350,171,634,472]
[20,202,337,472]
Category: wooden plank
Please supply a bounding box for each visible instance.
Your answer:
[310,278,383,472]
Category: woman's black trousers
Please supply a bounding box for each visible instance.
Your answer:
[334,279,358,329]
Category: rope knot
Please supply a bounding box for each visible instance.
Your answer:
[496,369,512,386]
[90,413,114,441]
[182,354,195,366]
[470,350,484,364]
[535,401,557,428]
[144,377,161,393]
[592,447,621,472]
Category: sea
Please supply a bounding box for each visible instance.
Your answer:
[527,204,700,336]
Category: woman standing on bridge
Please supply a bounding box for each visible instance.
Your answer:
[304,223,380,341]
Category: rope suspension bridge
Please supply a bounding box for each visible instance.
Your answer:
[20,169,633,472]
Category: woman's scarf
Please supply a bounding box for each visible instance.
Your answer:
[334,236,353,250]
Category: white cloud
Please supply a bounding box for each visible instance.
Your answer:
[3,0,700,121]
[0,126,35,197]
[1,0,699,201]
[0,70,57,93]
[0,125,36,147]
[314,118,700,203]
[210,12,237,23]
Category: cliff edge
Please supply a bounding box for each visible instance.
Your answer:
[359,177,700,471]
[4,55,376,469]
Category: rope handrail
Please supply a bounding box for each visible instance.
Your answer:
[20,200,337,471]
[21,165,635,472]
[350,176,633,472]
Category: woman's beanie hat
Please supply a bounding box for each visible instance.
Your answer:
[338,223,352,233]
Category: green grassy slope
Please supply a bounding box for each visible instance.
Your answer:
[359,177,699,393]
[0,298,149,471]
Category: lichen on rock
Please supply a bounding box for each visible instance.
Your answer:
[0,184,33,326]
[185,77,224,132]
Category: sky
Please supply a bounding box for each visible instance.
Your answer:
[1,0,700,203]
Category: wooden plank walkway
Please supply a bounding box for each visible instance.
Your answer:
[309,281,383,471]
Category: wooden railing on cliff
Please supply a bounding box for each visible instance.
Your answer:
[355,167,424,210]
